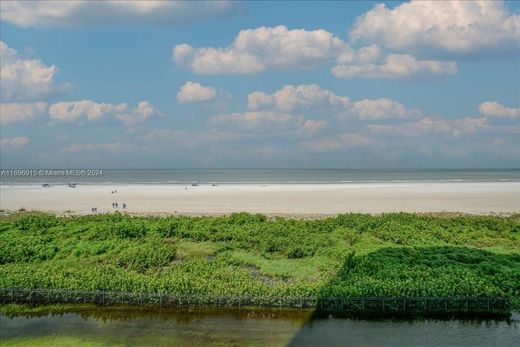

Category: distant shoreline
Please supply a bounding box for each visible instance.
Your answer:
[1,181,519,215]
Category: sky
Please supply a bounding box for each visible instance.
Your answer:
[0,0,519,169]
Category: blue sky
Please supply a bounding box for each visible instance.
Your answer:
[0,0,519,168]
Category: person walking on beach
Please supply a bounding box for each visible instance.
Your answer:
[122,203,127,209]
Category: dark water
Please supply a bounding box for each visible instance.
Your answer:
[1,168,519,185]
[1,309,519,346]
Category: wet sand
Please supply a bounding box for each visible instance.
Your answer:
[1,182,518,215]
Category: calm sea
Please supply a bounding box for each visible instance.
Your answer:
[1,169,519,185]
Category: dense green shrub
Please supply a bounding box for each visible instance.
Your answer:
[108,220,149,238]
[0,212,518,299]
[114,240,176,272]
[14,214,63,231]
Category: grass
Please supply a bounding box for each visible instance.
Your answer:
[225,250,331,280]
[0,303,98,316]
[176,240,223,260]
[0,336,110,347]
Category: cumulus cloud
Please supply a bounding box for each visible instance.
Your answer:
[368,117,457,136]
[173,25,458,80]
[212,84,435,139]
[248,84,350,112]
[210,110,297,132]
[0,102,47,124]
[61,142,135,154]
[170,1,518,80]
[246,84,419,122]
[210,111,326,136]
[350,0,520,57]
[142,128,244,149]
[332,53,457,79]
[343,98,422,120]
[0,136,29,149]
[48,100,160,126]
[0,1,239,28]
[114,101,162,127]
[368,116,491,137]
[173,25,346,74]
[300,119,329,135]
[211,84,354,135]
[300,133,374,153]
[479,101,519,119]
[0,41,70,101]
[177,81,216,103]
[368,99,520,138]
[48,100,126,122]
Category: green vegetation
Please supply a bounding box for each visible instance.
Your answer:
[0,212,519,303]
[0,303,99,316]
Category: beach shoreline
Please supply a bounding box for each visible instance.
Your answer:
[1,181,519,216]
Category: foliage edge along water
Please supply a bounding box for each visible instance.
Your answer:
[0,212,519,317]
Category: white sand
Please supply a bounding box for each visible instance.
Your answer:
[0,182,519,216]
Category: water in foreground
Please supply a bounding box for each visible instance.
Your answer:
[1,308,519,347]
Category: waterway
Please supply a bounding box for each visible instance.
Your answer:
[1,308,519,346]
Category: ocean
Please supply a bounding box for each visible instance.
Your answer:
[1,169,519,185]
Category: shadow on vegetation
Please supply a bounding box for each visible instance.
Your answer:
[288,246,520,346]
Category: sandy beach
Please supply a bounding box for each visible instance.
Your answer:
[1,182,519,215]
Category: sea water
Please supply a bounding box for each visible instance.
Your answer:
[1,168,518,185]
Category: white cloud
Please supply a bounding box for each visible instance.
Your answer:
[344,98,422,120]
[177,81,216,103]
[142,128,243,149]
[48,100,160,126]
[0,102,47,124]
[61,142,135,154]
[332,53,457,79]
[368,116,487,137]
[350,1,520,57]
[247,84,419,123]
[49,100,127,122]
[479,101,519,119]
[212,84,432,138]
[248,84,350,112]
[367,100,520,137]
[0,41,70,101]
[210,110,297,132]
[212,84,352,135]
[0,136,29,149]
[300,119,328,135]
[209,113,324,136]
[173,25,346,74]
[172,24,458,79]
[0,1,239,28]
[114,101,162,127]
[300,133,374,153]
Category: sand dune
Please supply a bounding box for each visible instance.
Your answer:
[1,182,519,216]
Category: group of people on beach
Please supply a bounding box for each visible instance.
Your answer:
[110,189,126,209]
[90,188,128,213]
[112,202,127,209]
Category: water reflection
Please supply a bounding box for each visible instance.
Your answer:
[1,308,519,346]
